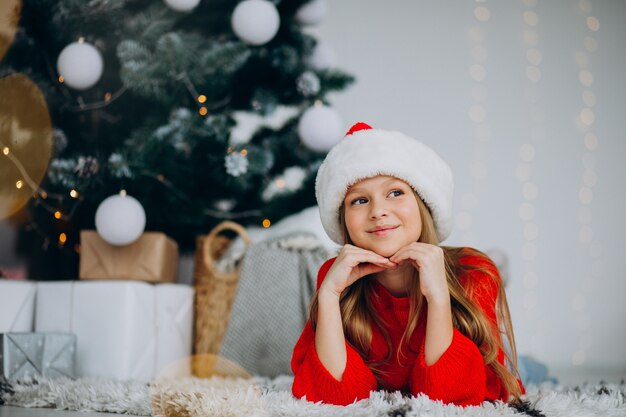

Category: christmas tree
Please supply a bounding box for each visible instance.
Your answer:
[0,0,353,278]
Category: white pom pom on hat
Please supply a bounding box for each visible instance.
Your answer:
[315,122,454,245]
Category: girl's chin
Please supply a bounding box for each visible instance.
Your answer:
[357,242,403,258]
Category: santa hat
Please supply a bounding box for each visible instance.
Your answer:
[315,122,454,245]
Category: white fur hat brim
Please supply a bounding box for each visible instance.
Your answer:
[315,126,454,245]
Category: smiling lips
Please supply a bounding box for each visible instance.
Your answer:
[367,225,399,236]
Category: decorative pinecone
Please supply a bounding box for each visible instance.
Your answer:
[296,71,321,96]
[224,152,249,177]
[75,156,100,178]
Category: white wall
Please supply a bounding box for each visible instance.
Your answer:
[308,0,626,381]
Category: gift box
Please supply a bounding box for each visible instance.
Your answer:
[0,332,76,380]
[0,280,36,332]
[79,230,179,283]
[34,281,193,381]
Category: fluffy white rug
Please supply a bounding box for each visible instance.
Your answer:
[1,374,624,417]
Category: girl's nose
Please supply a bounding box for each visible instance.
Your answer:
[369,200,388,219]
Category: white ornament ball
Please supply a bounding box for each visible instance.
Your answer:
[306,41,336,70]
[163,0,200,12]
[295,0,328,25]
[56,42,104,90]
[231,0,280,46]
[95,193,146,246]
[298,106,343,152]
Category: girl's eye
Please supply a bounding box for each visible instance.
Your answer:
[389,189,404,197]
[351,197,368,206]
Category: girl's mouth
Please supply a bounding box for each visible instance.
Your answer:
[368,225,399,236]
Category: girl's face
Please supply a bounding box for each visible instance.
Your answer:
[343,175,422,257]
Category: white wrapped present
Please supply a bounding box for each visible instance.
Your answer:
[0,280,36,332]
[34,281,193,381]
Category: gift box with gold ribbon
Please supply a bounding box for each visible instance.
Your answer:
[79,230,178,283]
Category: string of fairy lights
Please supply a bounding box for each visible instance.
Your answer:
[518,0,544,359]
[2,142,82,244]
[2,139,79,250]
[455,0,492,241]
[3,140,277,254]
[570,0,602,369]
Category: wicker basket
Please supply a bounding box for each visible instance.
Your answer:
[192,221,251,377]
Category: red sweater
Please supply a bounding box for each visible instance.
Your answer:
[291,248,524,406]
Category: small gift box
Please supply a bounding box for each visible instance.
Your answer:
[0,332,76,380]
[79,230,179,283]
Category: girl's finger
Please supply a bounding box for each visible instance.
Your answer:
[390,245,423,263]
[363,249,398,267]
[361,261,397,271]
[390,250,411,263]
[370,255,397,268]
[355,263,386,278]
[349,249,396,268]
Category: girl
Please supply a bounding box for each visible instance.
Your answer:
[291,122,524,407]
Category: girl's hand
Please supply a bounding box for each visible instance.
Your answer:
[389,243,449,303]
[320,244,398,298]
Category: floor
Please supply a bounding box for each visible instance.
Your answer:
[1,369,623,416]
[0,406,143,416]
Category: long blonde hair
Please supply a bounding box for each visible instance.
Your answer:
[308,191,523,403]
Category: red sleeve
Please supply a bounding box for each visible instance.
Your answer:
[315,257,337,291]
[410,327,487,406]
[410,250,522,405]
[290,257,378,405]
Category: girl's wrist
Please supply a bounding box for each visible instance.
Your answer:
[319,284,342,301]
[425,291,451,307]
